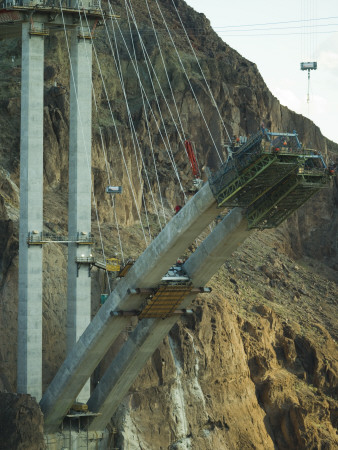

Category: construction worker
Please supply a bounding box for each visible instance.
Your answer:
[283,140,287,146]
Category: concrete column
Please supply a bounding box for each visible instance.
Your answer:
[87,208,252,430]
[67,28,93,403]
[17,22,44,401]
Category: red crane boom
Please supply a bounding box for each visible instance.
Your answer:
[184,140,200,179]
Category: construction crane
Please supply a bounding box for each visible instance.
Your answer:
[300,61,317,108]
[184,140,203,192]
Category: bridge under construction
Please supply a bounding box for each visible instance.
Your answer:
[0,0,333,448]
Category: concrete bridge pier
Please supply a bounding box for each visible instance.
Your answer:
[17,22,45,402]
[67,27,93,404]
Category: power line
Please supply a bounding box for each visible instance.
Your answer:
[102,25,338,38]
[213,22,338,33]
[214,29,338,38]
[210,15,338,29]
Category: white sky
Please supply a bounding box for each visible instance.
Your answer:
[186,0,338,143]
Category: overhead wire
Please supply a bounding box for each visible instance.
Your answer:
[154,0,223,164]
[108,16,338,37]
[82,9,150,248]
[58,1,113,291]
[104,12,161,239]
[124,2,168,224]
[175,15,338,30]
[171,0,232,144]
[123,0,190,202]
[99,4,167,234]
[75,8,126,269]
[106,0,187,203]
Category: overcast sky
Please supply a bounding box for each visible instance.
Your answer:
[185,0,338,144]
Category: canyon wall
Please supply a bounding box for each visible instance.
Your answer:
[0,0,337,448]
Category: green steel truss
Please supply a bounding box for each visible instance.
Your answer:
[214,154,277,207]
[247,172,328,229]
[209,131,330,227]
[223,161,298,207]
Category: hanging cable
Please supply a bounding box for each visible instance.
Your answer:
[124,5,167,224]
[107,14,164,234]
[124,0,190,209]
[106,0,187,202]
[82,10,150,248]
[171,0,232,144]
[126,0,187,146]
[59,1,113,291]
[124,1,184,177]
[76,7,126,278]
[154,0,223,164]
[144,0,187,142]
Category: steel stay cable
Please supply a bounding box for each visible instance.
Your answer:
[82,10,149,247]
[124,1,183,181]
[76,8,124,290]
[97,127,126,266]
[126,0,186,146]
[106,10,163,234]
[145,0,186,143]
[76,8,125,274]
[124,4,167,224]
[126,1,206,189]
[106,0,187,201]
[171,0,232,144]
[125,0,192,202]
[154,0,223,164]
[58,1,112,291]
[106,1,176,175]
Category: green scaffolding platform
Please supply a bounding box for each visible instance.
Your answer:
[247,169,329,229]
[209,130,330,217]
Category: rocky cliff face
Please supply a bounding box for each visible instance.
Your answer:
[0,0,337,449]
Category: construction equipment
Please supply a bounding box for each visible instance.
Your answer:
[209,127,331,229]
[106,186,122,194]
[100,294,109,305]
[106,258,121,272]
[300,62,317,109]
[184,140,203,192]
[138,285,194,319]
[70,403,88,413]
[118,259,135,277]
[161,262,190,284]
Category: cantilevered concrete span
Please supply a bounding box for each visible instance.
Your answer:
[87,208,251,431]
[41,181,223,432]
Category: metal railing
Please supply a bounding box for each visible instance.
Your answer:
[27,232,94,244]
